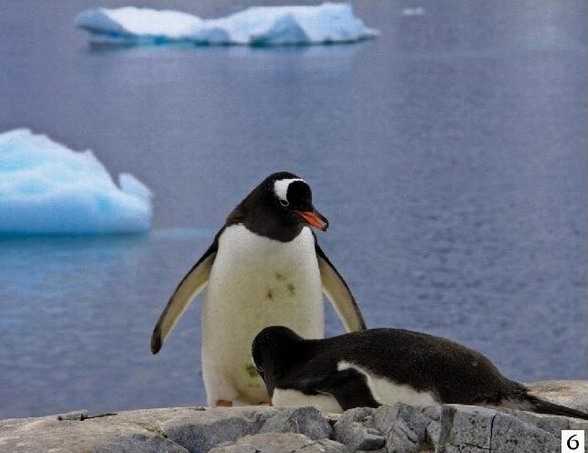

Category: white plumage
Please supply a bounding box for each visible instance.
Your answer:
[150,172,365,407]
[337,361,437,408]
[202,225,324,404]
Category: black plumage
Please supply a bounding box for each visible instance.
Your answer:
[252,326,588,420]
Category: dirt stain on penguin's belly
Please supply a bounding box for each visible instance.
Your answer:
[202,225,325,368]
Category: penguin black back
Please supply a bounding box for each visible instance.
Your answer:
[252,326,588,420]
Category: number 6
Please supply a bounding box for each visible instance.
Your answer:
[567,433,579,450]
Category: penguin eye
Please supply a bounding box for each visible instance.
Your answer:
[279,199,289,207]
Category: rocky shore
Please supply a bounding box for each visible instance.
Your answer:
[1,380,586,453]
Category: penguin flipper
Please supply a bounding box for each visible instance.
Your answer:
[316,243,366,331]
[151,242,217,354]
[300,369,380,411]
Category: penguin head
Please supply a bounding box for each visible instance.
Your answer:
[269,172,329,232]
[228,172,329,241]
[252,325,305,396]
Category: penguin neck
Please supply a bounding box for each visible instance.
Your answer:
[226,202,304,242]
[261,339,315,397]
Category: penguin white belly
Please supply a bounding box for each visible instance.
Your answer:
[202,225,325,405]
[337,361,438,407]
[272,389,343,413]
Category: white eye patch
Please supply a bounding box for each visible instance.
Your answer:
[273,178,304,204]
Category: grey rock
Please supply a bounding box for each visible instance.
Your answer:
[160,407,264,452]
[0,413,187,453]
[333,407,385,451]
[56,409,89,421]
[505,409,588,435]
[1,381,587,453]
[259,406,332,440]
[437,404,559,453]
[436,405,495,452]
[373,404,439,453]
[421,405,442,448]
[113,406,266,452]
[99,406,332,452]
[209,432,347,453]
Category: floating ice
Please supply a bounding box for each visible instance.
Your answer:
[0,129,152,235]
[402,7,425,16]
[75,3,378,46]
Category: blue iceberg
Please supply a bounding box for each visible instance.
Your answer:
[0,129,152,235]
[75,3,378,46]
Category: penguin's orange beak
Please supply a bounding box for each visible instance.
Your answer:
[297,210,329,231]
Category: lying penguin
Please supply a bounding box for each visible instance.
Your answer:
[252,326,588,419]
[151,172,365,407]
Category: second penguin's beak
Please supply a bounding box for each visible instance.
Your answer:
[297,209,329,231]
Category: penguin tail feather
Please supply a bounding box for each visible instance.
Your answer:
[507,383,588,420]
[524,394,588,420]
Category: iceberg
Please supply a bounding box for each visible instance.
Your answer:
[75,3,378,46]
[0,129,152,235]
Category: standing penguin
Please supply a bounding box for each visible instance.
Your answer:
[252,326,588,420]
[151,172,366,407]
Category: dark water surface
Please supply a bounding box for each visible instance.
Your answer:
[0,1,586,418]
